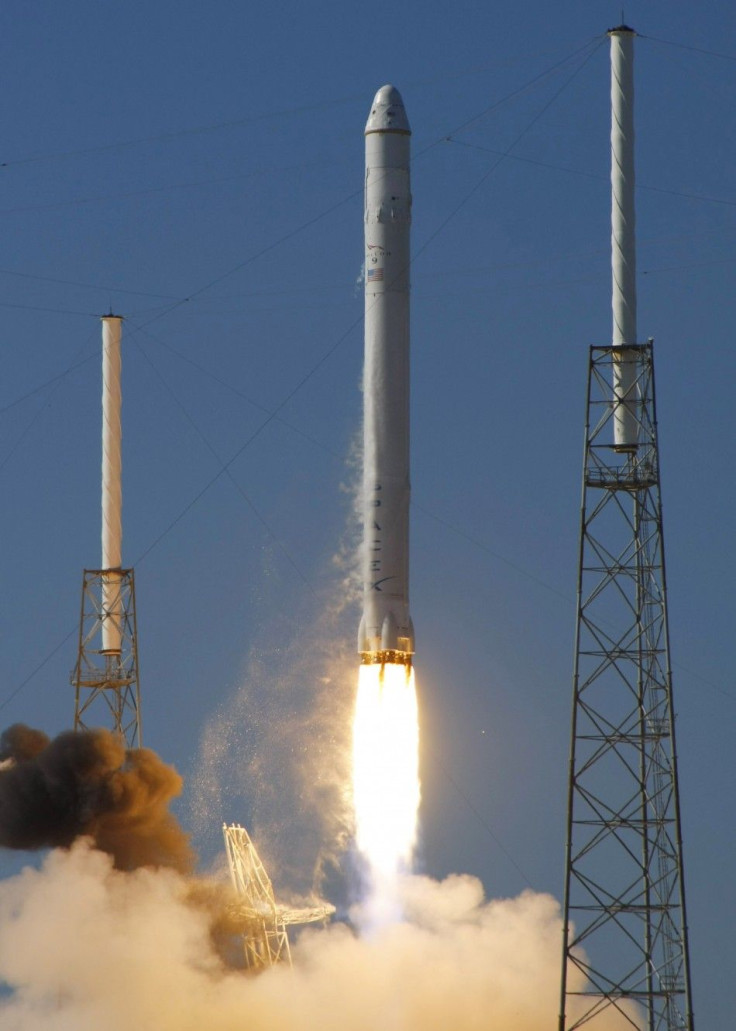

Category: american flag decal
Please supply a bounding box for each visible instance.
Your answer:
[367,267,384,282]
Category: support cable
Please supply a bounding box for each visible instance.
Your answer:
[0,350,98,416]
[132,336,318,597]
[639,34,736,63]
[5,34,723,717]
[0,36,600,171]
[0,326,99,473]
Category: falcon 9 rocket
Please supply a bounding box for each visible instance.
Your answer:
[358,85,414,667]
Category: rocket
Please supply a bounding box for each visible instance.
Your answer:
[358,85,415,666]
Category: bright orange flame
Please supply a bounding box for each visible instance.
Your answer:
[352,662,420,917]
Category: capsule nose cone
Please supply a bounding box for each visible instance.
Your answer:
[365,84,411,135]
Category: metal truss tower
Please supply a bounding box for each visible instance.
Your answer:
[559,342,694,1031]
[71,567,141,747]
[559,28,694,1031]
[71,316,142,748]
[223,823,334,971]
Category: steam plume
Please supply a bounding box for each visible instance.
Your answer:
[0,844,632,1030]
[0,723,636,1029]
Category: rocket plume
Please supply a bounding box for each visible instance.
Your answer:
[352,662,420,922]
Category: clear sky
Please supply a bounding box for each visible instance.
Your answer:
[0,1,734,1026]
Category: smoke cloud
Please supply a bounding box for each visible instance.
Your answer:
[0,720,635,1029]
[189,535,362,904]
[0,568,634,1028]
[0,841,630,1031]
[0,724,193,872]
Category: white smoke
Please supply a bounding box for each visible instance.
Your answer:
[355,261,366,293]
[0,840,629,1031]
[188,435,363,903]
[2,432,633,1028]
[187,579,358,902]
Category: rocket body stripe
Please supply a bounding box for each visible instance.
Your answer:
[359,86,414,664]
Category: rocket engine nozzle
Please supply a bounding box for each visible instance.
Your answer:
[360,650,413,668]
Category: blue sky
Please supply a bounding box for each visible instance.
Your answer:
[0,1,734,1025]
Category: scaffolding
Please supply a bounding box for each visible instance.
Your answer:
[71,567,141,748]
[559,342,694,1031]
[223,823,334,971]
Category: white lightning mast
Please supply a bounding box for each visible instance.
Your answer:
[610,26,639,449]
[559,27,695,1031]
[101,315,123,655]
[72,315,142,747]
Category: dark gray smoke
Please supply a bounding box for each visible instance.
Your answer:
[0,724,193,872]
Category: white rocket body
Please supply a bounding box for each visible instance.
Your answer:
[358,85,414,665]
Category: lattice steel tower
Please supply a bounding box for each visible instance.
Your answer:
[71,316,142,748]
[559,29,694,1031]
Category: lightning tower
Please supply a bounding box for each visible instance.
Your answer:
[71,316,142,747]
[559,28,695,1031]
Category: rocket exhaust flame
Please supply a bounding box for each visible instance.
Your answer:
[352,662,420,922]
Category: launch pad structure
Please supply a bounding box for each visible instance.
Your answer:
[559,28,694,1031]
[224,823,291,968]
[559,342,694,1031]
[223,823,334,971]
[71,567,141,747]
[71,316,142,748]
